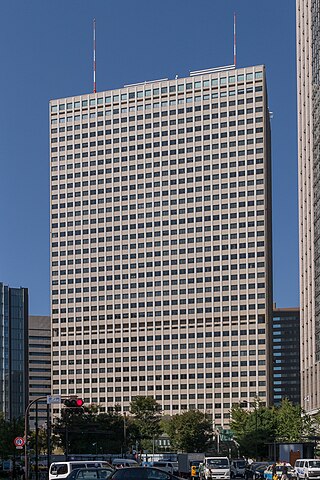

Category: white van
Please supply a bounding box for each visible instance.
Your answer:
[49,461,111,480]
[295,459,320,480]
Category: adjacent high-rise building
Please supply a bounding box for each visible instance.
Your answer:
[0,282,29,420]
[28,315,51,428]
[297,0,320,413]
[272,306,300,406]
[50,64,273,427]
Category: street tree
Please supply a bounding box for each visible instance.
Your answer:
[53,405,126,454]
[230,401,276,459]
[130,396,162,449]
[275,398,306,442]
[163,410,213,452]
[0,414,24,459]
[29,427,48,455]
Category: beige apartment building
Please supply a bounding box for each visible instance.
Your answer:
[50,64,273,427]
[297,0,320,413]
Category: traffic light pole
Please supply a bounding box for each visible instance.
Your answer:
[35,402,39,480]
[24,396,48,480]
[47,403,51,475]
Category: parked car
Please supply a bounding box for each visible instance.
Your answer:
[264,464,296,480]
[109,466,181,479]
[66,468,114,480]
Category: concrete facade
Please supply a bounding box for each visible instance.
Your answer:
[50,65,273,427]
[28,315,51,428]
[297,0,320,413]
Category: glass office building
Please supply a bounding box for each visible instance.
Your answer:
[0,283,28,420]
[272,307,300,406]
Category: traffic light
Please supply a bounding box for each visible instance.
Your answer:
[63,398,84,409]
[191,465,197,477]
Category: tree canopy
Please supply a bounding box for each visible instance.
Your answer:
[230,398,319,459]
[163,410,213,453]
[0,414,24,459]
[130,396,162,450]
[230,401,276,458]
[52,405,127,454]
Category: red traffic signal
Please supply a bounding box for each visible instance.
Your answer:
[63,398,84,408]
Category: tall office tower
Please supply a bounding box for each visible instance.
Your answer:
[28,315,51,428]
[297,0,320,413]
[272,306,300,406]
[0,282,28,420]
[50,64,272,427]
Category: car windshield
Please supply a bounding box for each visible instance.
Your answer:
[207,460,229,468]
[236,462,246,468]
[309,462,320,468]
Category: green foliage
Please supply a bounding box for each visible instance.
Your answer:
[275,398,306,442]
[0,416,24,459]
[230,401,277,459]
[230,398,320,460]
[28,427,48,455]
[130,396,162,448]
[163,410,213,453]
[53,405,126,454]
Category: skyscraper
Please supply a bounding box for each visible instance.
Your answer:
[297,0,320,413]
[0,282,29,420]
[272,306,300,406]
[50,64,272,427]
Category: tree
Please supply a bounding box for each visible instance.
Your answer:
[275,398,306,442]
[130,396,162,449]
[0,414,24,459]
[230,401,277,459]
[53,405,126,454]
[29,427,48,455]
[163,410,213,453]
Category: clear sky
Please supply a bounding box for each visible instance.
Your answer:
[0,0,298,315]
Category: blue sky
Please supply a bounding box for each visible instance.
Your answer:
[0,0,298,315]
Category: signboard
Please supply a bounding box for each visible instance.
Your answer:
[3,460,13,471]
[14,437,25,449]
[47,395,61,404]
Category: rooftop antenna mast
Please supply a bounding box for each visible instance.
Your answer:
[233,12,237,68]
[93,18,97,93]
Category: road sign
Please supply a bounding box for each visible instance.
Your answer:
[47,395,61,404]
[3,460,13,471]
[14,437,25,448]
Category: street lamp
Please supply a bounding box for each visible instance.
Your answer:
[240,400,258,460]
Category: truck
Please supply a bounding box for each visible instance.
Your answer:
[203,457,230,480]
[178,453,205,478]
